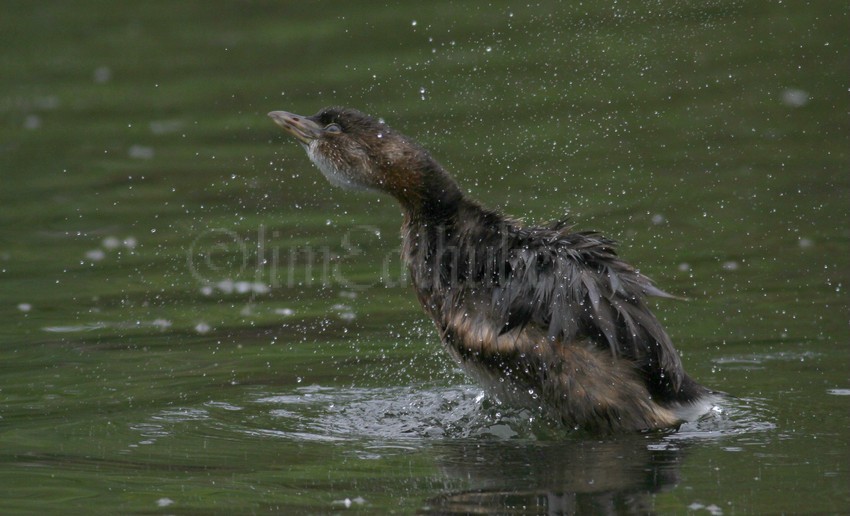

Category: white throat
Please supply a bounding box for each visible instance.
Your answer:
[306,141,374,192]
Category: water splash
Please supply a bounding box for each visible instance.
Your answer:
[125,385,776,450]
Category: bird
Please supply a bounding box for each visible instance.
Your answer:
[268,106,719,433]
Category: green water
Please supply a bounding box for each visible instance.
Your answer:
[2,1,848,513]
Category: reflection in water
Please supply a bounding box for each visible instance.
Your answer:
[418,401,773,514]
[422,438,683,515]
[249,384,772,513]
[413,395,772,514]
[126,383,773,513]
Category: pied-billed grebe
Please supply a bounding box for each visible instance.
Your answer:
[268,107,719,433]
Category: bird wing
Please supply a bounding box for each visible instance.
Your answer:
[489,226,685,393]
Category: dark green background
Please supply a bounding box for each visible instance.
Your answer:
[1,1,847,513]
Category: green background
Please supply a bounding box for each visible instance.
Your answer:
[1,1,847,513]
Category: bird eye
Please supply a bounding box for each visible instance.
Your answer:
[324,123,342,134]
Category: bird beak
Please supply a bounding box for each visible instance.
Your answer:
[268,111,322,145]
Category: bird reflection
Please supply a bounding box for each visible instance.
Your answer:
[421,436,685,515]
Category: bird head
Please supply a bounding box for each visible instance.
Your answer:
[269,107,434,201]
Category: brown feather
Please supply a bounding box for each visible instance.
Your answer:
[270,106,719,432]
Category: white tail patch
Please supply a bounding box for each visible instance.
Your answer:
[671,393,723,422]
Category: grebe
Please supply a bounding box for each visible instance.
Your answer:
[268,107,718,433]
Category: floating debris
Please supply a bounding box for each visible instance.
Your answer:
[149,119,183,135]
[128,144,154,160]
[203,279,270,296]
[332,303,356,321]
[93,66,112,84]
[151,319,172,330]
[721,260,739,271]
[85,235,137,263]
[333,497,366,508]
[781,88,809,108]
[102,236,122,250]
[43,323,109,333]
[43,320,172,333]
[686,502,723,516]
[217,279,235,294]
[23,114,41,130]
[85,249,106,262]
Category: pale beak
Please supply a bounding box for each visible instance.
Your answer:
[268,111,322,145]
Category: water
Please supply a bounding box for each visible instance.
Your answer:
[2,1,848,513]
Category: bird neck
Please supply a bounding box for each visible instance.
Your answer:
[392,158,465,221]
[399,171,495,308]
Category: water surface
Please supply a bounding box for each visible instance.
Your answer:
[1,1,848,513]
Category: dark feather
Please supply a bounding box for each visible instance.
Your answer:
[405,204,690,400]
[276,106,716,431]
